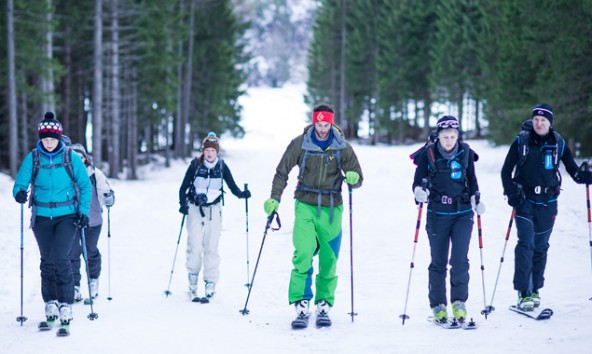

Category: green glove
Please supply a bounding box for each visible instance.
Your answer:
[264,198,279,216]
[345,171,360,185]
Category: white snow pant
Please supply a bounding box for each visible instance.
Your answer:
[185,203,222,283]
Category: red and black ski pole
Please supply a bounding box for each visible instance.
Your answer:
[400,178,427,325]
[486,206,517,315]
[582,161,592,301]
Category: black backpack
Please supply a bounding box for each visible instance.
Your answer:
[515,120,565,170]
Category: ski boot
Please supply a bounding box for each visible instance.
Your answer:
[518,291,535,311]
[452,301,467,322]
[291,300,310,329]
[315,300,332,327]
[432,304,448,323]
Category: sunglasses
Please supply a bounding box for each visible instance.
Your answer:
[437,120,459,129]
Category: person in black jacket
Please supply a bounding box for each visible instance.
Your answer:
[412,115,484,323]
[178,132,250,301]
[501,103,592,311]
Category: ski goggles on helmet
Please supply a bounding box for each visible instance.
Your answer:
[436,120,459,129]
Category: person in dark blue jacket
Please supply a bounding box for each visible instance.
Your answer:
[13,112,92,327]
[412,115,484,324]
[501,103,592,311]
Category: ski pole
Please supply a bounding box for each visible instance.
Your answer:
[486,207,516,314]
[164,214,186,297]
[16,204,27,326]
[348,184,357,322]
[106,206,112,301]
[474,192,489,318]
[400,178,428,325]
[80,227,99,320]
[582,161,592,301]
[244,183,251,289]
[239,212,281,315]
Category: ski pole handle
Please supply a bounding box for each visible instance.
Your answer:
[421,178,428,191]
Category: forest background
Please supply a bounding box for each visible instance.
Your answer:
[1,0,591,179]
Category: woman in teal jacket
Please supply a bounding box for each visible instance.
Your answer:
[13,112,91,327]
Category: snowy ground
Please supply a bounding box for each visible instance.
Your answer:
[1,84,592,353]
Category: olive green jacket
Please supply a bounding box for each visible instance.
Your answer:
[270,125,363,208]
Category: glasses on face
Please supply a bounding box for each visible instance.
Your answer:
[437,120,459,129]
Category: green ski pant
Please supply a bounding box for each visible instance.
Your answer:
[289,200,343,306]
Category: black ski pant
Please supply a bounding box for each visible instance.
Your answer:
[33,214,78,304]
[513,201,556,294]
[70,224,102,287]
[426,211,473,308]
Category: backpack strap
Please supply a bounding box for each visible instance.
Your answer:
[30,146,80,211]
[425,143,438,176]
[219,158,225,206]
[517,131,530,167]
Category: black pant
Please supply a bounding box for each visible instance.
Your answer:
[426,211,473,308]
[33,214,78,304]
[70,224,102,287]
[513,201,557,293]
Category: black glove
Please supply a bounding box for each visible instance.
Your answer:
[77,213,89,228]
[575,162,592,185]
[240,190,251,199]
[15,190,28,204]
[179,204,188,215]
[507,184,525,207]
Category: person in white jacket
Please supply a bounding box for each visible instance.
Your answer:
[69,143,115,301]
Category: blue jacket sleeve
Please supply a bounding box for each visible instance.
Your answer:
[13,152,34,197]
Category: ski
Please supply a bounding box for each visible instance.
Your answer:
[56,322,70,337]
[291,314,310,329]
[458,318,478,330]
[428,317,462,329]
[83,298,94,305]
[38,320,55,331]
[315,313,332,328]
[427,316,478,330]
[509,305,553,320]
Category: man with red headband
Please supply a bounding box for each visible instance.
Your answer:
[264,103,363,329]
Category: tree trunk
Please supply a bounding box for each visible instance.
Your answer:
[19,88,28,156]
[62,26,72,138]
[182,0,197,156]
[338,0,347,131]
[423,95,432,137]
[41,0,55,114]
[7,0,18,177]
[174,0,185,158]
[127,68,138,180]
[110,0,121,178]
[475,98,481,137]
[93,0,104,167]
